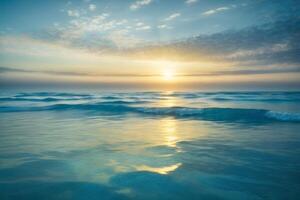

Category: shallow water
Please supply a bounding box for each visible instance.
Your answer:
[0,91,300,199]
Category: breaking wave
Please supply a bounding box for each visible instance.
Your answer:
[170,92,300,102]
[265,111,300,122]
[1,102,299,123]
[14,92,92,98]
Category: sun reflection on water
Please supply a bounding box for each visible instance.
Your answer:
[161,118,179,148]
[136,163,182,175]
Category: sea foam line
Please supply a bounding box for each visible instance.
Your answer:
[0,102,299,123]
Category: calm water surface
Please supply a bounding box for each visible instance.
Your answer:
[0,91,300,199]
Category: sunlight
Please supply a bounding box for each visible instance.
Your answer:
[162,118,178,148]
[136,163,182,174]
[150,60,177,81]
[163,69,174,81]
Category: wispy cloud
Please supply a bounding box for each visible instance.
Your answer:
[2,66,298,78]
[67,9,80,17]
[157,24,171,29]
[157,24,167,29]
[130,0,152,10]
[124,18,300,67]
[202,6,230,16]
[0,66,90,76]
[136,22,144,26]
[135,22,151,31]
[185,0,198,5]
[0,66,166,78]
[63,13,116,35]
[42,12,144,49]
[3,13,298,78]
[136,25,151,30]
[164,13,181,21]
[88,4,96,11]
[1,18,299,84]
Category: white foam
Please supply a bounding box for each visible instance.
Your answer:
[266,111,300,122]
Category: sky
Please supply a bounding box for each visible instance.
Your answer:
[0,0,299,90]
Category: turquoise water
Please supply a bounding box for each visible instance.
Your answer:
[0,91,300,199]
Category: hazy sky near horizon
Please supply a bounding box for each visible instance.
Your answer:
[0,0,299,90]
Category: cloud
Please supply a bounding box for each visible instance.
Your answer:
[0,35,107,58]
[1,17,299,85]
[64,13,114,37]
[35,12,300,67]
[130,0,152,10]
[52,8,154,49]
[16,13,300,76]
[44,15,299,66]
[67,9,80,17]
[122,17,300,68]
[134,22,151,31]
[157,24,172,29]
[136,25,151,31]
[88,4,96,11]
[0,66,160,77]
[1,65,298,78]
[106,29,142,48]
[45,12,141,49]
[164,13,181,21]
[157,24,166,29]
[202,6,230,16]
[0,66,89,76]
[136,22,144,26]
[185,0,197,5]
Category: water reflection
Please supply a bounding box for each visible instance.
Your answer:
[132,118,183,175]
[159,93,178,107]
[135,163,181,175]
[161,118,178,148]
[1,91,300,199]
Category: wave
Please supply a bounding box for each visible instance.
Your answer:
[14,92,92,98]
[1,102,299,123]
[2,92,299,103]
[0,97,148,104]
[265,111,300,122]
[0,92,95,102]
[210,96,300,102]
[0,97,93,102]
[170,92,300,102]
[101,96,120,100]
[137,107,300,122]
[1,92,159,102]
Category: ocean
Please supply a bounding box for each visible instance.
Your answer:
[0,91,300,199]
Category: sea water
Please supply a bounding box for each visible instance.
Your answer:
[0,91,300,199]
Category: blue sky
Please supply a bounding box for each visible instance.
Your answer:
[0,0,299,90]
[1,0,296,41]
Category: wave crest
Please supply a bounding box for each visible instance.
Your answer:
[265,111,300,122]
[1,102,299,123]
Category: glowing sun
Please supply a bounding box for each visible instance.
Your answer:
[163,69,174,81]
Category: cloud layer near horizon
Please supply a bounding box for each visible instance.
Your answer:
[0,17,299,82]
[0,0,299,89]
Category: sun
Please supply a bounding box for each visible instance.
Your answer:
[163,69,174,81]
